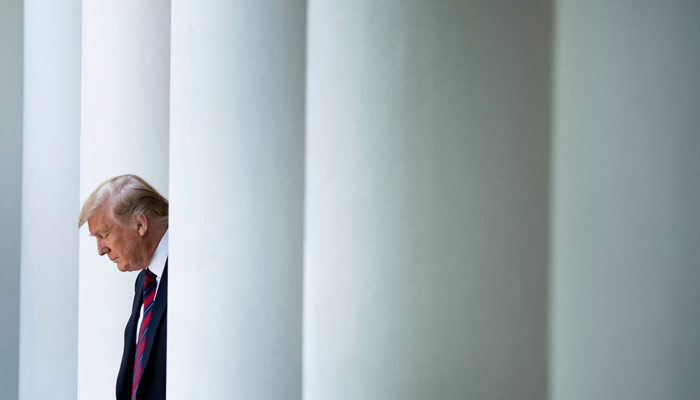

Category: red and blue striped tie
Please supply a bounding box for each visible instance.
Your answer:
[132,269,157,400]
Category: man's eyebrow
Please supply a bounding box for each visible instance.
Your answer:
[90,225,112,237]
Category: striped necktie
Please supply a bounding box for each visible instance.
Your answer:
[132,269,157,400]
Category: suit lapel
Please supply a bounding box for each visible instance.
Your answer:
[139,259,168,378]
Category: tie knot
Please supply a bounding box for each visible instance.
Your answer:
[144,269,157,285]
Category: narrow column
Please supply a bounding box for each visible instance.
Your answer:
[550,0,700,398]
[19,1,81,399]
[305,1,552,398]
[0,1,23,399]
[79,1,170,398]
[168,1,306,399]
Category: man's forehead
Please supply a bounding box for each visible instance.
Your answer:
[87,220,104,236]
[87,209,111,235]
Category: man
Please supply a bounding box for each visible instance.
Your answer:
[78,174,169,400]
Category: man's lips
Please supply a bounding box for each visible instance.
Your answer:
[111,257,118,263]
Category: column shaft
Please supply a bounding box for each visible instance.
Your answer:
[169,1,306,398]
[19,1,81,399]
[551,0,700,398]
[79,1,170,398]
[0,0,23,399]
[305,1,552,398]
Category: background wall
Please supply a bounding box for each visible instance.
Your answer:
[18,1,81,399]
[550,0,700,399]
[0,1,23,399]
[78,1,170,398]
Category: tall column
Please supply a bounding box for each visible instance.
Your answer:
[0,0,23,399]
[550,0,700,399]
[79,1,170,398]
[305,1,552,399]
[19,1,81,399]
[168,1,306,399]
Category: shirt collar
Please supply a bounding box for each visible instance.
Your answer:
[147,229,168,281]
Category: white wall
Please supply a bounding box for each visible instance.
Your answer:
[168,1,306,398]
[305,1,552,398]
[19,1,81,399]
[550,0,700,399]
[0,1,23,399]
[79,1,170,398]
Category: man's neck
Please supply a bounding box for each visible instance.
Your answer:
[141,225,168,269]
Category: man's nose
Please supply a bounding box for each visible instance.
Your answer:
[96,239,109,256]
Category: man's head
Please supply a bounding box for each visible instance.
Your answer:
[78,175,168,272]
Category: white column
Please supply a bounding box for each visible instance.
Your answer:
[79,1,170,398]
[305,1,552,399]
[0,0,23,399]
[19,1,81,399]
[168,1,306,398]
[550,0,700,399]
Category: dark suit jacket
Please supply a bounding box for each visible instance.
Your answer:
[116,260,168,400]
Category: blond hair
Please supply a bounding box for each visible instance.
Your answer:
[78,174,168,228]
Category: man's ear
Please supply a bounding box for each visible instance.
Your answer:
[136,213,148,237]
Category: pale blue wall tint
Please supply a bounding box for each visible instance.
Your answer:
[551,0,700,399]
[0,0,23,399]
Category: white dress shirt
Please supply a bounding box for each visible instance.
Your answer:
[135,229,168,344]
